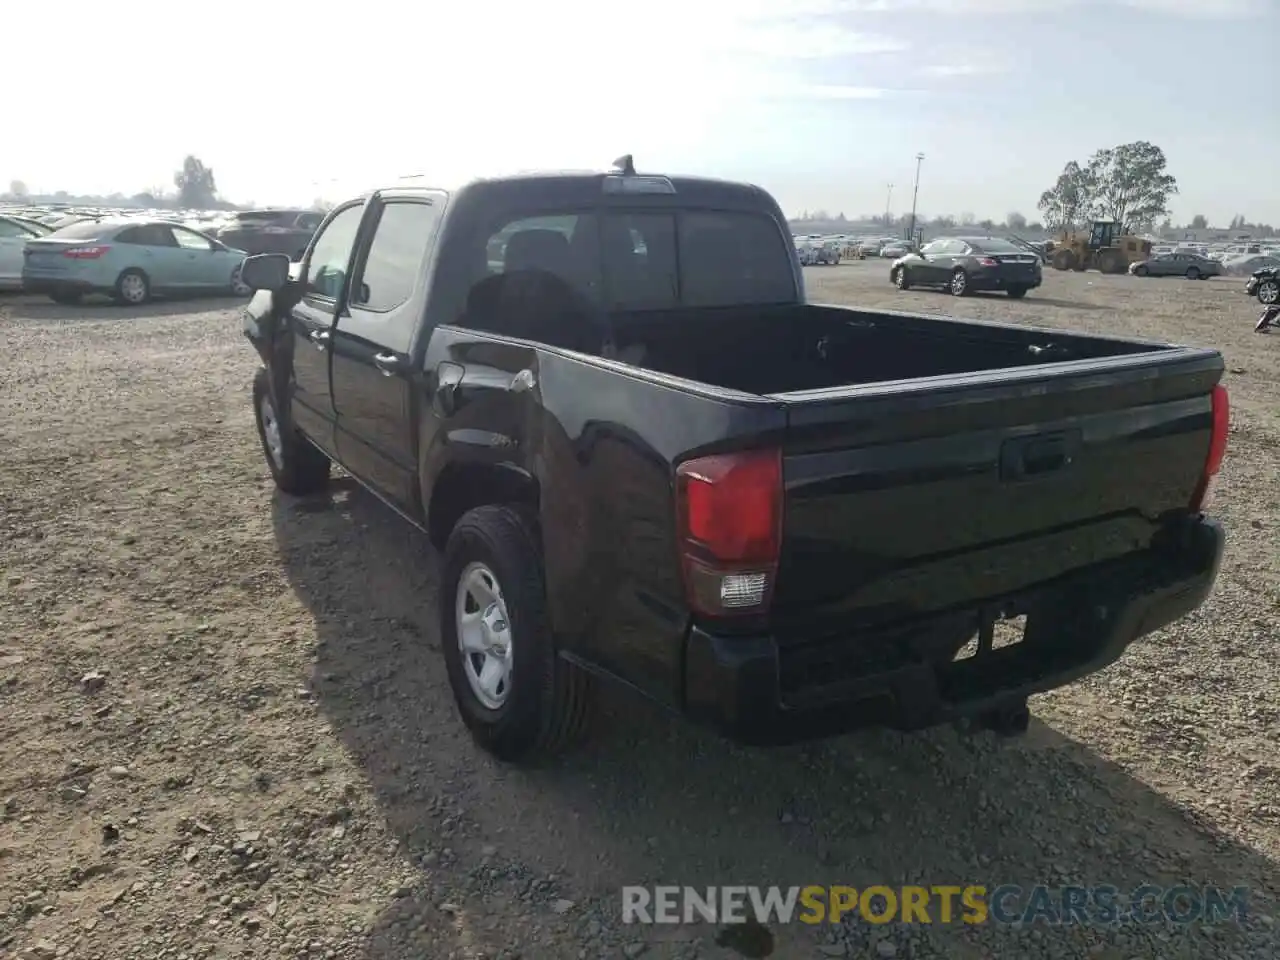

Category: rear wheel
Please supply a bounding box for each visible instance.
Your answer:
[113,269,150,305]
[441,505,593,763]
[1006,286,1029,299]
[253,368,330,495]
[949,268,970,297]
[1185,267,1201,280]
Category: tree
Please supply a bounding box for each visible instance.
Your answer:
[1028,221,1044,232]
[978,218,995,232]
[1037,160,1093,231]
[959,211,976,226]
[1228,214,1246,231]
[1006,211,1027,231]
[931,214,956,229]
[174,155,218,209]
[8,180,28,198]
[1084,141,1177,233]
[1189,214,1208,230]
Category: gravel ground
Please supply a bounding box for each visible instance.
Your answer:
[1,264,1277,960]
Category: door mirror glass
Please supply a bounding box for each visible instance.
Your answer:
[240,253,291,292]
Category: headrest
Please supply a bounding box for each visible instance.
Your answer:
[503,229,571,276]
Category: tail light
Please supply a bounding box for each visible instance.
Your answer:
[675,449,782,617]
[976,257,999,267]
[1190,385,1229,512]
[62,245,110,259]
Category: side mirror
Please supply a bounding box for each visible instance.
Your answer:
[239,253,291,292]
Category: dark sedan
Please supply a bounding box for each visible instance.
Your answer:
[1246,266,1279,305]
[889,236,1042,298]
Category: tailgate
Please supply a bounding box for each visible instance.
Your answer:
[769,348,1222,637]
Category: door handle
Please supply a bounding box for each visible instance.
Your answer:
[309,329,331,350]
[373,352,409,377]
[510,368,537,392]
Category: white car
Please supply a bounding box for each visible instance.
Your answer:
[0,215,47,290]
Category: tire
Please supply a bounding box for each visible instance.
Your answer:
[892,267,910,290]
[230,262,252,296]
[1134,265,1149,277]
[1051,250,1076,271]
[1257,279,1278,305]
[1006,286,1028,299]
[112,268,151,305]
[252,367,330,495]
[1186,267,1200,280]
[949,268,970,297]
[49,291,82,305]
[441,505,593,763]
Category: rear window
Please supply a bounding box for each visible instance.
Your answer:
[970,238,1027,254]
[49,220,107,239]
[232,211,291,224]
[480,209,795,311]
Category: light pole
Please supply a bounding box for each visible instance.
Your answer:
[908,152,924,241]
[885,183,894,226]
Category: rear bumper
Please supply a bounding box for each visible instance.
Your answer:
[971,269,1042,291]
[682,514,1224,745]
[21,277,96,296]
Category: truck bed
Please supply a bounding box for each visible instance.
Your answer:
[609,301,1221,648]
[610,303,1161,395]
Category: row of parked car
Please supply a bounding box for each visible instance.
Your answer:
[0,206,325,304]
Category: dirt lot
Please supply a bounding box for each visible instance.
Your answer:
[2,264,1278,960]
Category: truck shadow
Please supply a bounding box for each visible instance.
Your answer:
[271,480,1277,959]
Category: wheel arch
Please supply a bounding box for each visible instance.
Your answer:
[426,461,540,550]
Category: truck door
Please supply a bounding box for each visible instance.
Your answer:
[331,194,445,514]
[286,202,365,455]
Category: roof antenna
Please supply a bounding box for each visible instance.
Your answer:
[612,154,635,176]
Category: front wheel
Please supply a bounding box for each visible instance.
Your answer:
[441,505,593,763]
[1186,267,1201,280]
[892,267,910,290]
[252,368,330,495]
[949,269,970,297]
[230,263,252,296]
[1133,265,1149,277]
[1006,286,1029,299]
[1257,279,1279,304]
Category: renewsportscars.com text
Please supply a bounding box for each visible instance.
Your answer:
[621,885,1250,927]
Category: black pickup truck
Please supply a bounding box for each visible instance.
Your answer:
[240,161,1229,763]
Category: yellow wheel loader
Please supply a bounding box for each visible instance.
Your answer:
[1046,220,1151,274]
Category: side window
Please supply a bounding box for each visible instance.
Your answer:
[305,205,364,300]
[486,216,579,275]
[172,228,213,251]
[0,221,33,239]
[919,240,942,255]
[115,226,145,245]
[350,201,442,313]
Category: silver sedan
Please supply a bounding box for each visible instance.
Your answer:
[1130,252,1223,280]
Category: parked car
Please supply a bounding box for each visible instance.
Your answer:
[0,215,49,290]
[1130,251,1222,279]
[889,236,1043,298]
[0,213,53,236]
[1246,265,1279,305]
[239,163,1227,761]
[811,239,841,265]
[1223,254,1280,278]
[215,209,325,260]
[22,218,250,305]
[880,240,913,259]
